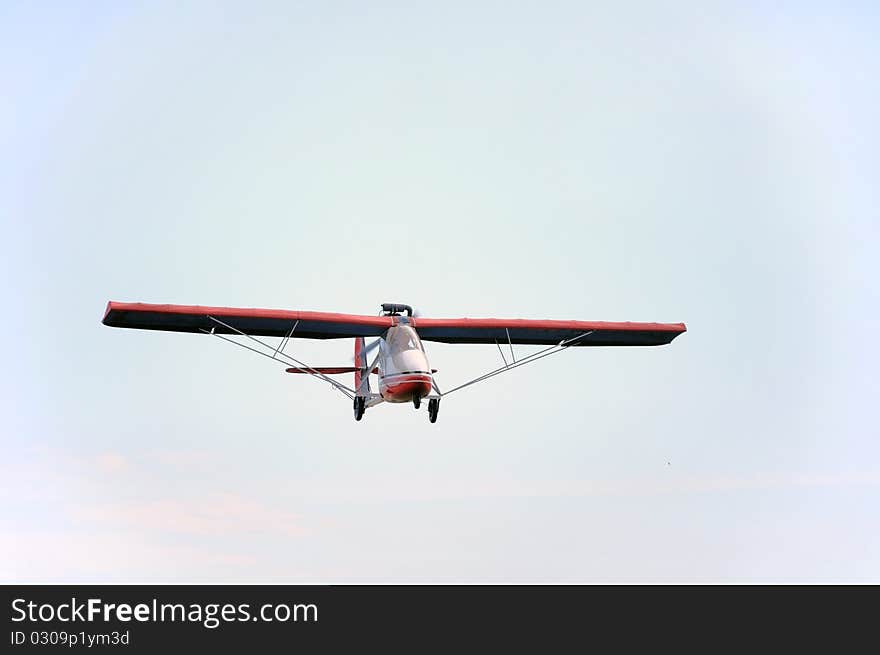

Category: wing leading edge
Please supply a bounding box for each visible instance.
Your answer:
[411,317,686,346]
[102,302,392,339]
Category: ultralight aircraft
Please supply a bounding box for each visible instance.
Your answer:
[102,301,686,423]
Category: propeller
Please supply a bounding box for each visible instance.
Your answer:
[352,338,382,364]
[362,338,381,357]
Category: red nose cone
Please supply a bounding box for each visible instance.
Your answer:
[380,375,432,403]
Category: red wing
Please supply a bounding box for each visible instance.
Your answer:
[102,302,392,339]
[411,317,686,346]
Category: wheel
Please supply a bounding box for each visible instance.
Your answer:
[428,398,439,423]
[413,395,421,410]
[353,396,365,421]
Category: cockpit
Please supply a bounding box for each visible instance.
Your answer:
[385,326,425,352]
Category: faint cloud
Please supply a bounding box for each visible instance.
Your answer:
[0,529,260,582]
[93,452,129,474]
[152,448,214,467]
[71,493,308,538]
[274,470,880,503]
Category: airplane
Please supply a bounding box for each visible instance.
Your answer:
[102,301,686,423]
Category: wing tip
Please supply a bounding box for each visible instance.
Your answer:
[102,300,117,326]
[664,323,687,343]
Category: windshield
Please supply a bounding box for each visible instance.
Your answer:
[387,326,424,352]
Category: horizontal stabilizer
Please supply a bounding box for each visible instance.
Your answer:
[285,367,378,375]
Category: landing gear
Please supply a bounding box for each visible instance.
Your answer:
[353,396,365,421]
[428,398,440,423]
[413,395,421,410]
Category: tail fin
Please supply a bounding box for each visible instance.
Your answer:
[354,337,371,396]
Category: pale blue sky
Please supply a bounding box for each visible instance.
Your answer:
[2,1,878,582]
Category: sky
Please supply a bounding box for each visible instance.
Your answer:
[2,1,879,582]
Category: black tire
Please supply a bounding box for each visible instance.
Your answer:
[428,398,439,423]
[413,396,421,410]
[353,396,365,421]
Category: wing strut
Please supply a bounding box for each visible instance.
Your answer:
[275,320,298,356]
[438,331,594,397]
[494,340,509,367]
[200,315,356,399]
[506,328,516,363]
[356,349,381,397]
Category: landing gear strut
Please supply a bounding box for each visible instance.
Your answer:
[353,396,365,421]
[428,398,440,423]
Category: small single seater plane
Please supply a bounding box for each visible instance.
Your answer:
[102,301,686,423]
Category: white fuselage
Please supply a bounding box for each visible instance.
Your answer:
[376,324,433,403]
